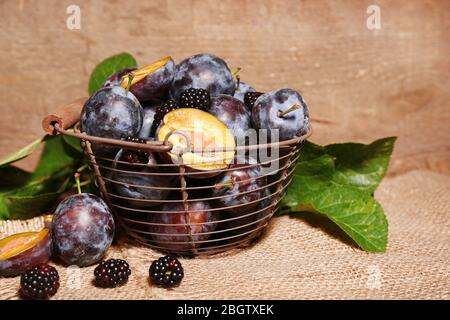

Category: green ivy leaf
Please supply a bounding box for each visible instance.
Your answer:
[324,137,396,194]
[0,137,45,168]
[0,166,32,192]
[32,135,82,179]
[0,172,71,220]
[0,191,63,220]
[63,132,84,154]
[0,52,134,219]
[88,52,137,95]
[0,135,86,220]
[281,137,396,252]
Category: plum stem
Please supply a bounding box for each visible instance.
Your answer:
[74,172,82,194]
[277,103,301,118]
[214,177,236,190]
[124,73,134,95]
[232,67,241,78]
[71,178,92,190]
[235,74,241,91]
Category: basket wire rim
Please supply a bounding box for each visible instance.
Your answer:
[52,122,310,255]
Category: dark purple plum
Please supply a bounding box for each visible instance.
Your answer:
[103,67,137,88]
[80,86,143,155]
[221,188,273,235]
[170,53,235,100]
[139,100,162,138]
[208,95,251,140]
[233,82,255,102]
[148,201,219,252]
[52,194,114,267]
[252,88,310,141]
[211,156,267,214]
[111,148,175,208]
[121,57,175,102]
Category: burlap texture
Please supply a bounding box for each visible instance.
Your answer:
[0,170,448,300]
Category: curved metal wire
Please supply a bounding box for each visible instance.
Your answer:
[53,123,310,255]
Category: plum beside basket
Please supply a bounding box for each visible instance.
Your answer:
[42,98,312,256]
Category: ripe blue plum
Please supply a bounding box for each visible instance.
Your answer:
[233,82,255,102]
[139,100,162,138]
[211,157,267,214]
[252,88,310,141]
[170,53,235,100]
[221,188,273,235]
[208,95,251,140]
[148,201,219,251]
[52,194,114,267]
[111,148,175,208]
[80,86,143,155]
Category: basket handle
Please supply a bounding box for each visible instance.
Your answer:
[42,97,87,135]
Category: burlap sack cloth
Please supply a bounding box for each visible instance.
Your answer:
[0,170,448,300]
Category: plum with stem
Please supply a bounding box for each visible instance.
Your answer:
[252,88,310,141]
[119,57,175,102]
[211,156,267,214]
[52,175,114,267]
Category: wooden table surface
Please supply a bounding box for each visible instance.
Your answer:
[0,0,449,176]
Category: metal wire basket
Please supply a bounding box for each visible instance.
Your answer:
[42,98,311,255]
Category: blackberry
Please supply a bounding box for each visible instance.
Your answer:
[150,100,179,136]
[244,91,263,110]
[179,88,211,110]
[149,255,184,287]
[119,137,149,164]
[20,264,59,299]
[94,258,131,288]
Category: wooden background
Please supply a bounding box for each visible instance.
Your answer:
[0,0,449,176]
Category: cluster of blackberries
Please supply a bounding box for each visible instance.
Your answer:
[119,137,150,164]
[150,88,211,136]
[19,255,184,299]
